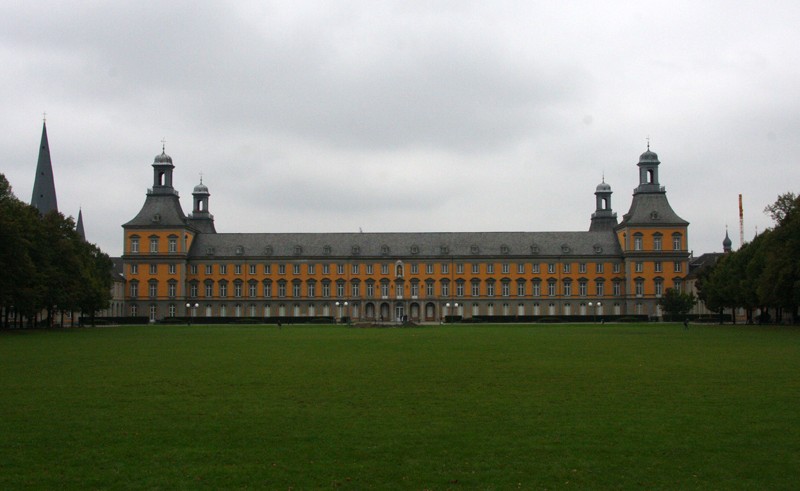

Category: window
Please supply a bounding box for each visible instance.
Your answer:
[277,282,286,298]
[595,281,604,297]
[130,237,139,254]
[673,234,682,251]
[441,281,449,297]
[486,282,495,297]
[456,281,464,297]
[149,264,157,275]
[579,263,587,274]
[517,281,526,296]
[294,264,301,275]
[472,264,479,274]
[613,282,621,296]
[635,262,643,273]
[635,279,644,296]
[190,283,198,297]
[292,282,301,297]
[149,282,158,298]
[383,282,392,297]
[456,263,464,274]
[548,263,556,274]
[365,264,372,275]
[168,282,177,298]
[425,282,433,297]
[205,282,213,297]
[219,282,228,298]
[264,264,271,274]
[130,282,139,297]
[548,281,556,297]
[168,237,177,253]
[249,264,257,275]
[278,264,286,275]
[487,264,494,274]
[654,261,662,273]
[441,263,449,274]
[532,263,540,274]
[532,282,541,297]
[410,282,419,297]
[653,235,662,251]
[613,263,622,274]
[337,264,345,275]
[308,264,316,275]
[655,279,663,296]
[322,264,330,275]
[426,264,434,274]
[471,281,480,297]
[322,282,330,298]
[673,279,683,292]
[501,282,510,297]
[517,263,525,274]
[502,264,510,274]
[169,304,176,318]
[336,281,345,297]
[596,262,604,274]
[563,281,572,297]
[563,263,571,274]
[381,264,389,275]
[366,282,374,297]
[190,264,197,275]
[235,282,243,297]
[168,264,176,275]
[150,237,159,253]
[351,282,360,297]
[249,282,257,297]
[130,264,138,275]
[579,281,587,297]
[263,282,272,297]
[352,264,359,275]
[674,261,682,272]
[219,264,228,275]
[410,264,418,274]
[634,234,643,251]
[308,282,316,298]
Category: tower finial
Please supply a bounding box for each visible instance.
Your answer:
[646,135,650,150]
[43,111,47,123]
[160,137,167,153]
[199,171,203,184]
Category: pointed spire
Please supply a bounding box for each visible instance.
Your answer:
[31,120,58,214]
[76,208,86,241]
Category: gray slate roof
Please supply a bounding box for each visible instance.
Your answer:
[123,193,188,228]
[188,230,623,259]
[618,192,689,227]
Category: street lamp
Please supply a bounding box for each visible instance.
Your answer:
[588,301,602,323]
[185,302,199,325]
[335,301,349,324]
[445,302,459,323]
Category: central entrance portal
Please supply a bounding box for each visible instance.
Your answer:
[395,303,405,323]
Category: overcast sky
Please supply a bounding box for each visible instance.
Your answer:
[2,1,798,257]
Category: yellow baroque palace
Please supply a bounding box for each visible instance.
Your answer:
[122,146,689,323]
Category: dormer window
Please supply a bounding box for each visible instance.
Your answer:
[352,245,361,255]
[293,245,303,256]
[235,245,244,256]
[381,245,390,255]
[264,245,273,256]
[323,245,332,255]
[410,245,419,255]
[500,244,510,255]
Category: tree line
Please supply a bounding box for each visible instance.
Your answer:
[696,192,800,324]
[0,173,113,328]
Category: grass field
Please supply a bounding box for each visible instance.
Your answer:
[1,323,799,489]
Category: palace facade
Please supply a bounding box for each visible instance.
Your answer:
[122,146,689,323]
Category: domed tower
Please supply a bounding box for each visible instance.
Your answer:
[723,230,732,253]
[187,177,216,233]
[589,178,618,231]
[615,144,690,318]
[123,145,196,322]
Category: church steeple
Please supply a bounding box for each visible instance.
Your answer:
[31,120,58,214]
[76,208,86,240]
[188,176,217,233]
[150,141,176,195]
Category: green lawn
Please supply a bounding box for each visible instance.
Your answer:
[1,323,798,489]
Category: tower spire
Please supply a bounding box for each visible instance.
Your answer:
[31,120,58,214]
[76,208,86,240]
